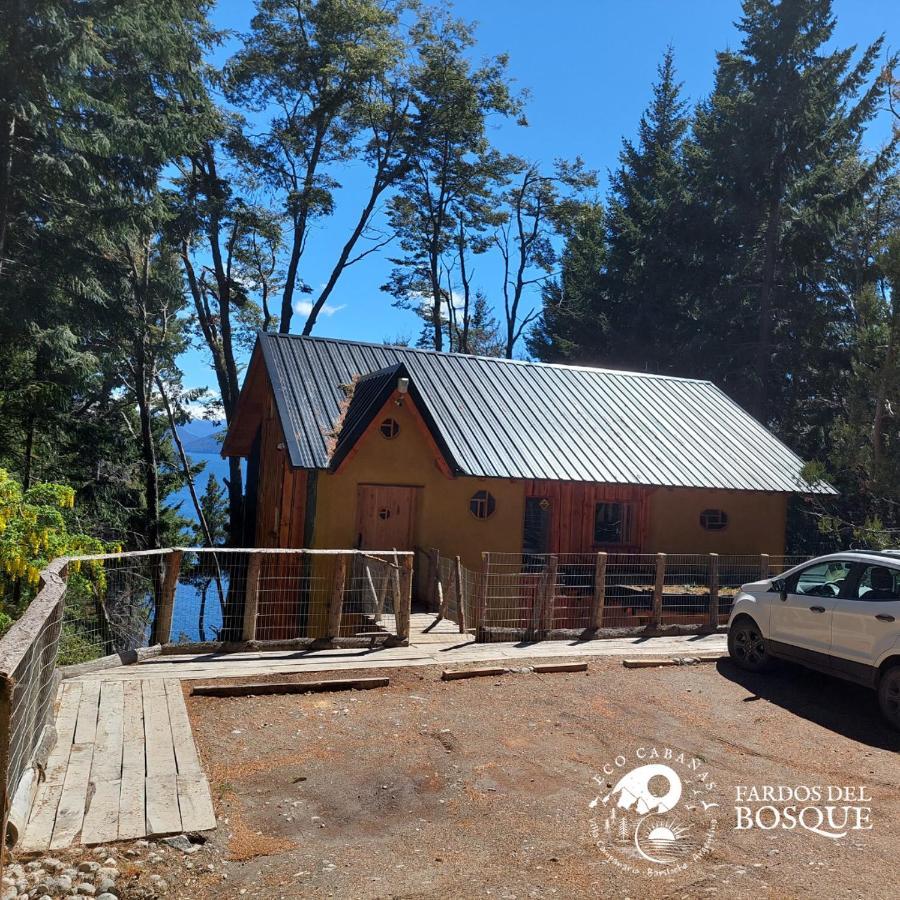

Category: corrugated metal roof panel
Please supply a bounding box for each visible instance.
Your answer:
[256,333,834,494]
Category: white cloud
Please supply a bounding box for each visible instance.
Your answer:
[293,300,346,317]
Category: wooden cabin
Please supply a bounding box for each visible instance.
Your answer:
[223,334,832,631]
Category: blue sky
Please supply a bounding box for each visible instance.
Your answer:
[179,0,898,399]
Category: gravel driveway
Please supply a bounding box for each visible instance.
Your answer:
[182,656,899,899]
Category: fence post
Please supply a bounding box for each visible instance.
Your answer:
[454,556,467,634]
[441,558,454,621]
[429,548,442,614]
[760,553,770,580]
[590,552,607,631]
[153,549,182,646]
[541,555,559,638]
[707,553,719,629]
[375,565,390,623]
[325,553,347,640]
[396,555,413,642]
[474,552,489,641]
[241,552,263,642]
[651,552,666,628]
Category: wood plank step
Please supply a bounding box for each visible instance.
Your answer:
[190,677,389,697]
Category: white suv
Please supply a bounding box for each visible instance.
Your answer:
[727,551,900,728]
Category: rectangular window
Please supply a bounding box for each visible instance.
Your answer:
[594,502,633,545]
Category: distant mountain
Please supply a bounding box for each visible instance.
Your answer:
[175,421,226,455]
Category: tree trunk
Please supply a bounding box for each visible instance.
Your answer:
[752,187,783,421]
[872,295,900,472]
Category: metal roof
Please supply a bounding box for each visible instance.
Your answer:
[254,333,834,494]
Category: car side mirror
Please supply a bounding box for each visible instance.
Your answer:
[772,578,787,600]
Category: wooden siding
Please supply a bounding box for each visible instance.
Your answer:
[252,384,309,639]
[524,480,651,554]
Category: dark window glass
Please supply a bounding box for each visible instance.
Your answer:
[469,490,496,519]
[594,502,631,544]
[380,418,399,439]
[855,565,900,601]
[700,509,728,531]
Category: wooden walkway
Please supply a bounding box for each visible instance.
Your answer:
[21,679,216,852]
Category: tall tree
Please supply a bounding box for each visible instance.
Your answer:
[686,0,897,423]
[600,47,691,372]
[225,0,414,335]
[382,9,522,351]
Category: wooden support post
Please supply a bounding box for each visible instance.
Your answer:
[375,565,390,623]
[429,548,442,614]
[325,553,347,640]
[541,555,559,637]
[707,553,719,629]
[590,552,607,630]
[651,552,666,628]
[241,552,263,642]
[474,552,489,640]
[396,555,412,642]
[153,549,182,645]
[441,559,454,621]
[760,553,770,580]
[455,556,467,634]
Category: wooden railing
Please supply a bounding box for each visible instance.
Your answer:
[0,546,414,850]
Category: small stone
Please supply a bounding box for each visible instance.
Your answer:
[136,839,149,848]
[149,877,168,893]
[24,863,42,874]
[43,860,64,874]
[96,894,118,900]
[96,868,118,882]
[96,879,116,894]
[75,884,96,896]
[147,853,162,865]
[77,863,100,875]
[162,834,198,854]
[102,858,116,867]
[91,848,107,858]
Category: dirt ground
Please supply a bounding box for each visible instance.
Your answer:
[174,656,899,899]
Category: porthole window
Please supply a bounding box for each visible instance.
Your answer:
[700,508,728,531]
[380,417,399,439]
[469,490,496,520]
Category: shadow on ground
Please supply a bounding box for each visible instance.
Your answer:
[716,657,900,751]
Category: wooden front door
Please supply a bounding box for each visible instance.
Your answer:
[355,485,418,550]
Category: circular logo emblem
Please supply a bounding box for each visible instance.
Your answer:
[589,747,718,876]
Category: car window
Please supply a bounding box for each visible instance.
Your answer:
[855,565,900,602]
[789,560,852,597]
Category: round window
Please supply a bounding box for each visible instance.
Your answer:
[700,509,728,531]
[380,418,399,439]
[469,490,496,520]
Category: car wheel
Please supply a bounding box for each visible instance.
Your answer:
[878,667,900,731]
[728,618,771,672]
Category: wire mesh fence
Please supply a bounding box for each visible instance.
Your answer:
[475,551,814,639]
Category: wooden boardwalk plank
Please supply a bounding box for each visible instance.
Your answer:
[145,774,181,836]
[20,682,82,852]
[118,680,146,841]
[164,679,202,777]
[176,774,216,833]
[81,682,124,845]
[49,679,101,849]
[142,680,181,835]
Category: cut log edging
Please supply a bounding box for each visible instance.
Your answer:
[190,676,389,697]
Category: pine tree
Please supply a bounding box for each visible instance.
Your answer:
[601,46,691,373]
[685,0,897,423]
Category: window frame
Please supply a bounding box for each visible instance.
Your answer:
[593,501,633,546]
[469,489,496,520]
[379,417,400,439]
[848,563,900,603]
[699,508,729,532]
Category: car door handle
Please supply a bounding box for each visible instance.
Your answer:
[809,606,826,613]
[875,614,896,623]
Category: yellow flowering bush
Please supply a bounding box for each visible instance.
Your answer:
[0,468,106,624]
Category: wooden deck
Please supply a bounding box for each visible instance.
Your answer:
[21,679,216,852]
